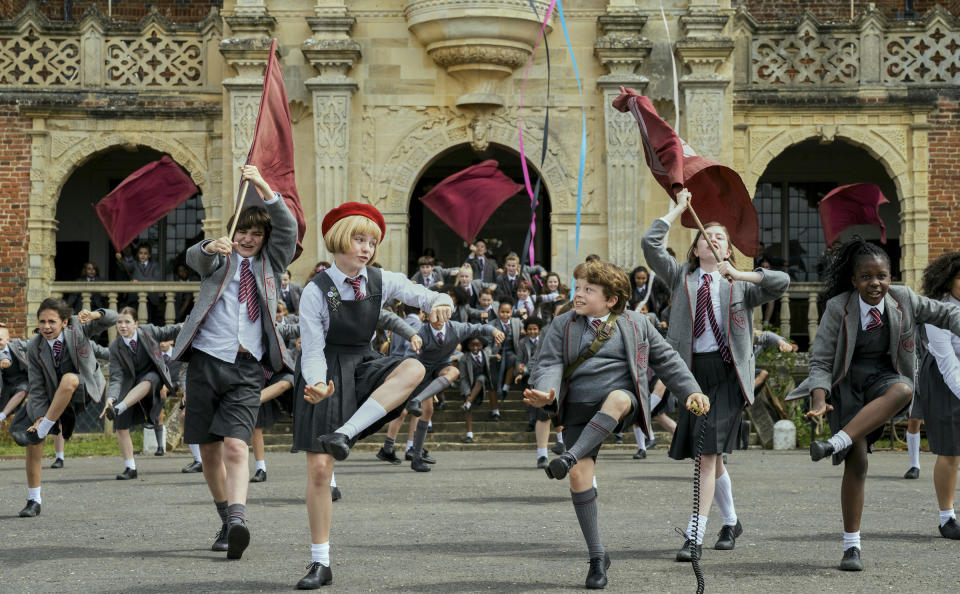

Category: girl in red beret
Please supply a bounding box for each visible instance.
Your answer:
[291,202,453,589]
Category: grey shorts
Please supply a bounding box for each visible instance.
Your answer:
[184,350,264,444]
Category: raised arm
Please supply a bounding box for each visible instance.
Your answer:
[641,218,683,288]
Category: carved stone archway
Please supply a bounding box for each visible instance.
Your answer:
[735,107,930,284]
[363,108,587,273]
[26,126,220,324]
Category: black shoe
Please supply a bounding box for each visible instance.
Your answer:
[155,446,164,457]
[405,399,423,417]
[420,449,436,464]
[405,449,414,461]
[614,433,624,445]
[18,499,41,518]
[585,553,611,589]
[182,460,203,473]
[315,432,351,461]
[551,441,566,455]
[939,517,960,540]
[715,520,743,550]
[116,467,138,480]
[536,456,547,469]
[810,440,835,462]
[526,422,535,432]
[904,466,920,479]
[633,449,647,460]
[436,396,446,410]
[297,562,333,589]
[460,404,470,413]
[839,546,863,571]
[676,539,702,562]
[330,486,342,502]
[648,438,657,449]
[376,447,401,464]
[545,452,577,480]
[105,401,117,421]
[250,469,267,483]
[226,520,250,560]
[50,458,64,469]
[411,458,431,472]
[11,429,43,447]
[461,435,474,444]
[212,524,229,551]
[490,412,501,421]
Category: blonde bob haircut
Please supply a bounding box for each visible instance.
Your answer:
[323,215,383,262]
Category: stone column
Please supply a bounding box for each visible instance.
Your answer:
[218,7,275,234]
[302,3,361,261]
[594,11,651,268]
[676,10,734,163]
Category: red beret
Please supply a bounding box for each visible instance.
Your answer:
[321,202,386,240]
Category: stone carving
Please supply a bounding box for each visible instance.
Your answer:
[884,24,960,84]
[288,99,312,125]
[0,26,81,87]
[231,94,260,170]
[752,23,859,86]
[105,29,203,88]
[685,89,723,160]
[314,94,349,156]
[469,115,490,152]
[429,46,528,70]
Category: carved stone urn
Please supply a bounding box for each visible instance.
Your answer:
[405,0,553,108]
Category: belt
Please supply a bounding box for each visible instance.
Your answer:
[236,351,258,362]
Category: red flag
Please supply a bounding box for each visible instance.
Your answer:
[95,155,198,251]
[613,90,761,257]
[420,160,524,244]
[243,38,306,260]
[818,183,889,246]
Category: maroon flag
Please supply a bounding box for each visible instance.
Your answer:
[95,155,198,251]
[243,38,306,260]
[613,89,761,257]
[818,183,889,246]
[420,160,524,244]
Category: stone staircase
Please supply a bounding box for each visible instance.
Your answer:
[260,387,675,453]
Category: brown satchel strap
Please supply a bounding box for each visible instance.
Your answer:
[562,314,619,381]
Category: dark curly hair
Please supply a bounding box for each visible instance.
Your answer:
[922,252,960,299]
[817,236,890,312]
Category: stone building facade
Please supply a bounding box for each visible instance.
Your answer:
[0,0,957,337]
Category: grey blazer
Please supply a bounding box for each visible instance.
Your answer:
[280,282,302,313]
[755,330,788,354]
[788,286,960,401]
[531,309,701,437]
[642,218,790,405]
[417,321,494,367]
[26,309,117,420]
[107,324,181,403]
[1,337,28,370]
[489,317,522,353]
[459,347,495,396]
[466,256,499,284]
[172,197,297,372]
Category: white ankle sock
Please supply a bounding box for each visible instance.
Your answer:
[556,432,564,444]
[55,451,64,460]
[36,417,55,439]
[828,430,853,452]
[940,509,956,527]
[463,401,472,410]
[843,531,860,551]
[188,443,202,462]
[906,431,921,469]
[536,447,548,458]
[713,470,738,526]
[27,486,41,504]
[125,458,136,470]
[492,408,500,415]
[256,460,266,472]
[115,402,128,415]
[311,542,330,565]
[501,384,509,392]
[466,432,473,439]
[633,427,646,450]
[0,412,6,422]
[405,440,414,451]
[686,514,709,544]
[336,399,387,439]
[329,472,337,488]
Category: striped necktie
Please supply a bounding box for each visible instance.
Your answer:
[346,276,365,300]
[238,259,260,322]
[693,274,731,363]
[865,307,882,331]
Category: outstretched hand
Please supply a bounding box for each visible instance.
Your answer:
[522,388,555,408]
[304,381,335,404]
[430,305,452,325]
[492,330,505,345]
[409,335,423,354]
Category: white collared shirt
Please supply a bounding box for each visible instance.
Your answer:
[299,262,454,386]
[46,332,65,355]
[122,334,137,350]
[191,254,265,363]
[925,295,960,401]
[517,296,535,315]
[587,312,611,328]
[430,323,448,343]
[858,295,886,330]
[693,268,725,354]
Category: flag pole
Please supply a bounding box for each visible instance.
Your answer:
[227,178,250,241]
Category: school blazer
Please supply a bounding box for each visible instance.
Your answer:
[642,218,790,405]
[467,256,499,284]
[26,310,117,420]
[531,309,700,437]
[417,321,493,366]
[494,265,546,301]
[1,338,29,371]
[755,330,788,352]
[106,324,181,404]
[171,197,297,372]
[458,347,495,396]
[518,336,540,367]
[489,317,523,353]
[788,287,960,401]
[281,283,303,313]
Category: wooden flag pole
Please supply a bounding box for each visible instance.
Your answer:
[227,179,251,242]
[677,190,732,280]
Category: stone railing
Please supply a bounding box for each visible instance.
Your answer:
[50,281,200,342]
[0,3,221,91]
[735,6,959,89]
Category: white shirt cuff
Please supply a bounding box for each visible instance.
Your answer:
[263,191,281,205]
[658,217,672,228]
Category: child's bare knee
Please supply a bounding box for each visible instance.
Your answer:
[60,373,80,391]
[603,391,632,415]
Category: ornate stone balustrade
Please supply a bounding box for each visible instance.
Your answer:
[0,3,221,91]
[735,6,959,90]
[50,281,200,342]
